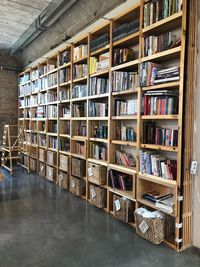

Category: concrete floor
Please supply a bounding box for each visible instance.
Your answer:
[0,167,199,267]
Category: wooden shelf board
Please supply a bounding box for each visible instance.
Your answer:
[109,163,136,175]
[141,46,181,63]
[109,187,136,201]
[71,136,87,141]
[59,150,70,156]
[48,118,57,121]
[59,81,71,87]
[142,12,182,34]
[59,134,70,138]
[90,44,110,56]
[39,73,48,78]
[71,96,87,102]
[138,198,175,217]
[88,117,108,121]
[90,69,109,78]
[38,146,47,149]
[138,172,177,188]
[141,144,178,152]
[88,158,108,166]
[48,148,57,152]
[111,140,137,146]
[60,117,71,120]
[59,99,71,104]
[47,133,57,136]
[46,101,59,105]
[142,115,179,120]
[88,180,108,189]
[112,88,138,96]
[73,56,88,64]
[47,68,58,75]
[20,80,31,86]
[73,76,88,83]
[113,32,139,47]
[71,117,87,121]
[112,115,137,120]
[111,59,139,71]
[88,93,109,100]
[71,153,86,160]
[46,85,58,90]
[89,138,108,143]
[58,62,71,69]
[58,167,69,172]
[142,81,180,91]
[38,131,46,134]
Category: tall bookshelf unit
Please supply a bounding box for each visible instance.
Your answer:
[18,0,190,251]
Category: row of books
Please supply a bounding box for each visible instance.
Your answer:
[39,65,47,77]
[74,44,88,61]
[116,150,136,167]
[109,170,132,191]
[32,80,40,93]
[143,191,174,214]
[60,50,71,65]
[60,121,70,135]
[72,103,87,117]
[113,48,134,66]
[47,105,57,118]
[49,123,57,133]
[38,92,57,105]
[89,102,108,117]
[49,136,57,149]
[61,106,71,118]
[140,63,180,86]
[143,90,178,115]
[113,19,139,42]
[72,84,87,99]
[59,88,70,101]
[143,0,182,27]
[73,64,88,79]
[142,32,178,57]
[112,71,139,92]
[93,125,108,139]
[115,126,137,142]
[19,73,30,84]
[59,139,70,152]
[73,141,85,156]
[89,77,108,96]
[48,73,57,87]
[90,52,110,74]
[60,68,71,84]
[19,84,32,96]
[91,143,108,161]
[47,62,57,72]
[114,99,138,116]
[74,123,87,136]
[31,70,38,80]
[90,33,109,52]
[143,122,178,147]
[139,150,177,180]
[39,135,46,147]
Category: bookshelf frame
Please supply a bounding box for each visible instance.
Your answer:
[17,0,192,251]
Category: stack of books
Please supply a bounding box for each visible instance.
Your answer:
[114,99,138,116]
[91,143,107,161]
[74,44,88,61]
[62,106,70,118]
[89,102,108,117]
[93,125,108,139]
[109,170,132,190]
[112,71,139,92]
[90,33,109,52]
[72,84,87,99]
[113,48,134,66]
[143,0,182,27]
[73,64,88,79]
[90,52,110,74]
[60,68,71,83]
[89,77,108,96]
[139,150,177,179]
[72,103,87,117]
[113,19,140,42]
[140,63,180,86]
[116,150,136,167]
[47,105,57,118]
[60,49,71,65]
[48,73,57,87]
[115,126,136,142]
[143,122,178,147]
[143,90,178,115]
[142,32,178,56]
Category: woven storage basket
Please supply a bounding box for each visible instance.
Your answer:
[134,212,164,244]
[113,195,134,223]
[89,185,106,208]
[59,171,69,190]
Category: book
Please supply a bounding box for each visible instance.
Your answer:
[73,64,88,79]
[113,19,139,42]
[72,84,87,99]
[89,102,108,117]
[89,77,108,96]
[114,99,138,116]
[116,150,136,167]
[60,49,71,65]
[115,126,137,142]
[90,33,109,52]
[113,48,134,66]
[74,44,88,61]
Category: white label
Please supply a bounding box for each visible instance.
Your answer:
[59,174,64,181]
[139,220,149,234]
[88,167,93,177]
[71,180,76,188]
[114,199,121,211]
[91,187,96,199]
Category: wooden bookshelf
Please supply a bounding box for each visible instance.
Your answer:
[17,0,190,252]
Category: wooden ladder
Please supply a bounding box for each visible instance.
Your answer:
[1,125,27,175]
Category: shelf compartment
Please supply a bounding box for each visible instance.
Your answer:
[138,173,177,188]
[141,144,178,152]
[109,187,136,202]
[73,55,88,64]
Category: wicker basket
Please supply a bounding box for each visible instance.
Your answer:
[113,194,134,223]
[134,212,164,244]
[59,171,69,190]
[89,185,106,208]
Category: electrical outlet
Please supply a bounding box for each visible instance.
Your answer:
[190,161,198,175]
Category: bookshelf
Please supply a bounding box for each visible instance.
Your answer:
[17,0,190,251]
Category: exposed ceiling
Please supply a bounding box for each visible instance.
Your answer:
[0,0,53,49]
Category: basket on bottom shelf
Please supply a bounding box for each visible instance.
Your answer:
[59,171,69,190]
[88,163,107,185]
[46,166,56,182]
[70,176,86,196]
[39,162,46,176]
[89,185,106,208]
[134,207,164,245]
[30,158,37,172]
[113,194,134,223]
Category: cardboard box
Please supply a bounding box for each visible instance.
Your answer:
[39,162,46,177]
[71,157,85,178]
[70,176,86,196]
[88,163,107,185]
[39,149,46,162]
[113,194,134,223]
[47,151,57,166]
[59,154,69,172]
[89,184,106,208]
[46,165,55,181]
[59,171,68,189]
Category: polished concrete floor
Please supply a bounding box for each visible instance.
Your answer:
[0,166,199,267]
